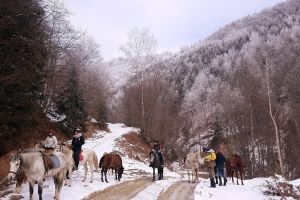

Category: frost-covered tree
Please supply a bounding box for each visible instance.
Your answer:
[120,27,157,135]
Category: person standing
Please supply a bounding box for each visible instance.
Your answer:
[202,147,217,188]
[215,148,227,186]
[72,128,85,170]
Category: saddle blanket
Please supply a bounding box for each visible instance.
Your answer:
[80,152,83,161]
[50,155,61,169]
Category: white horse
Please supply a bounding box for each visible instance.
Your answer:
[184,151,204,183]
[7,151,68,200]
[60,145,98,183]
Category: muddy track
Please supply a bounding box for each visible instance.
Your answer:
[83,178,152,200]
[157,181,197,200]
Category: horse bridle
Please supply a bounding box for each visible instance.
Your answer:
[8,153,22,175]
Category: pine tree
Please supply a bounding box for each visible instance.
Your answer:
[0,0,47,155]
[58,66,86,133]
[209,119,224,149]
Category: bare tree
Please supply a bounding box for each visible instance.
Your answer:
[265,58,284,177]
[120,27,157,135]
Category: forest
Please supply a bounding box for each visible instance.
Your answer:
[1,0,300,180]
[0,0,109,155]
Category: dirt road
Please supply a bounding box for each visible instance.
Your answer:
[84,178,152,200]
[157,181,197,200]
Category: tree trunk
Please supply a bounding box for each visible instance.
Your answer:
[266,66,284,177]
[250,100,255,177]
[141,69,145,137]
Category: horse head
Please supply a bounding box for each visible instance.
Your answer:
[229,154,243,168]
[60,143,72,153]
[7,152,22,181]
[149,151,155,164]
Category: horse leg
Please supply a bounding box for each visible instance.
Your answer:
[54,177,58,199]
[67,166,72,186]
[89,161,94,183]
[158,168,161,180]
[195,168,199,183]
[115,169,118,180]
[101,168,104,182]
[152,167,155,181]
[38,181,43,200]
[193,168,196,183]
[29,182,34,200]
[55,172,64,200]
[104,168,108,183]
[82,163,87,182]
[158,168,162,180]
[187,169,190,182]
[235,169,239,185]
[16,182,22,194]
[240,170,244,185]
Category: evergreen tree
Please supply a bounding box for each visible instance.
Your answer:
[0,0,47,155]
[209,119,224,149]
[58,66,86,134]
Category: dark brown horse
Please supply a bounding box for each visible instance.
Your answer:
[99,153,124,183]
[226,154,244,185]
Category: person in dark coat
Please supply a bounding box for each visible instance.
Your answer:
[215,147,227,186]
[152,140,164,165]
[72,128,85,170]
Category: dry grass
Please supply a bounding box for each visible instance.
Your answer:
[263,179,300,199]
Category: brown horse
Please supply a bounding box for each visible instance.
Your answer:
[99,153,124,183]
[227,154,244,185]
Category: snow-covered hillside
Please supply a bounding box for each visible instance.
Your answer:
[2,123,299,200]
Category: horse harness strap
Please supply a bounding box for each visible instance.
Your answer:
[40,152,54,174]
[9,153,23,175]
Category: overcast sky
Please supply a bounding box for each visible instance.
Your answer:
[63,0,285,61]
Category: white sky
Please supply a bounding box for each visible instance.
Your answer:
[63,0,285,61]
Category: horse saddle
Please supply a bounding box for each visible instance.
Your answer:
[80,151,83,161]
[41,153,61,173]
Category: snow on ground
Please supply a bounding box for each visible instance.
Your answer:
[194,178,267,200]
[194,177,300,200]
[2,123,180,200]
[2,123,299,200]
[131,178,179,200]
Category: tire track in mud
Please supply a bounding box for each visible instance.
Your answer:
[83,178,152,200]
[157,181,197,200]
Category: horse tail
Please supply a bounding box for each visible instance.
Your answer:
[99,155,104,169]
[93,151,99,172]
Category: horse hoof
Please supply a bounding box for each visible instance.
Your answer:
[90,180,93,183]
